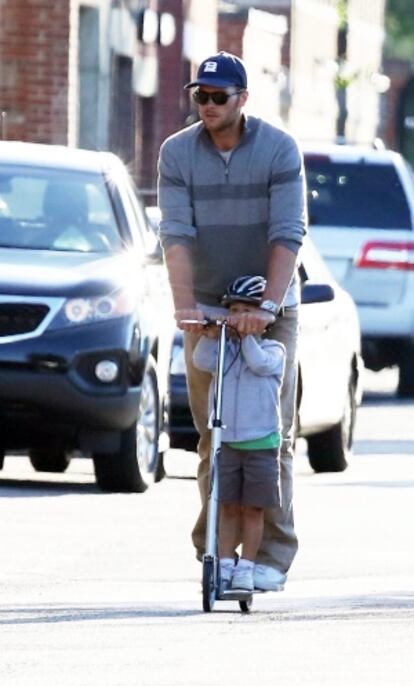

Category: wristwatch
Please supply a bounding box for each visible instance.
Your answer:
[259,299,279,318]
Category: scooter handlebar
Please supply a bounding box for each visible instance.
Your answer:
[179,317,227,327]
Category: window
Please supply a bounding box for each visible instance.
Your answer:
[0,166,123,252]
[305,158,413,230]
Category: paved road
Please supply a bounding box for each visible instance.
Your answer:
[0,368,413,685]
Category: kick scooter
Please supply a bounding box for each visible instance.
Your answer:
[182,317,253,613]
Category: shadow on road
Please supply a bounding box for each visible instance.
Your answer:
[0,478,100,497]
[362,392,412,407]
[311,478,414,489]
[354,439,414,455]
[1,591,413,624]
[0,604,201,624]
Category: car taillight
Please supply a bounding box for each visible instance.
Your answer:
[356,241,414,271]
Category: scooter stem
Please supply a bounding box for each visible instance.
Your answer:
[205,321,227,556]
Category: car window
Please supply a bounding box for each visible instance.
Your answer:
[111,172,148,253]
[0,166,124,252]
[305,157,413,230]
[125,180,160,254]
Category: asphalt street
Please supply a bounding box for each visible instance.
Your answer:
[0,368,413,686]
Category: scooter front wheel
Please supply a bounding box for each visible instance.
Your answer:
[202,557,216,612]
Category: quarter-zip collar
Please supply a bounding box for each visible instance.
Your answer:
[196,116,259,182]
[197,115,259,152]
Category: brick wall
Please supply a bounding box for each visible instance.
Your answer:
[218,11,247,57]
[0,0,70,143]
[134,0,185,200]
[155,0,185,150]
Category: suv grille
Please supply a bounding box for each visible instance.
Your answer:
[0,303,50,337]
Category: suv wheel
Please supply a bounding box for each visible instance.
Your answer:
[397,342,414,398]
[93,357,160,493]
[29,449,71,473]
[307,376,356,473]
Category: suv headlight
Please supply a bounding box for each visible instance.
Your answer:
[52,290,136,328]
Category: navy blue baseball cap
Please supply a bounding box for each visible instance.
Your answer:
[184,51,247,90]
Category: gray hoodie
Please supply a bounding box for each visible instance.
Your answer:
[193,335,285,443]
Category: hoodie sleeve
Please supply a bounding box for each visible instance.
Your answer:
[268,132,307,254]
[157,138,197,251]
[241,336,286,378]
[192,336,217,373]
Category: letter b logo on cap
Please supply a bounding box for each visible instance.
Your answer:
[203,61,218,73]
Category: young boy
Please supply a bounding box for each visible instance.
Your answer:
[192,275,286,592]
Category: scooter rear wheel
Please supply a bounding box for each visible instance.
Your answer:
[202,557,216,612]
[239,597,253,613]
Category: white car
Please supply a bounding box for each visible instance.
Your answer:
[303,142,414,397]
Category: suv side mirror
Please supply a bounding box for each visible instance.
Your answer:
[301,283,335,304]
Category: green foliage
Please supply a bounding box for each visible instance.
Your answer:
[386,0,414,59]
[337,0,348,29]
[335,65,360,90]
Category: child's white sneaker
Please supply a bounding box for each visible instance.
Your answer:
[219,559,235,593]
[231,566,254,592]
[219,566,233,592]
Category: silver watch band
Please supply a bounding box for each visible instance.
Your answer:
[259,299,279,317]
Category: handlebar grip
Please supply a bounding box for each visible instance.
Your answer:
[179,317,227,327]
[179,319,208,325]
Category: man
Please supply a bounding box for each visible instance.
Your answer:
[157,51,307,591]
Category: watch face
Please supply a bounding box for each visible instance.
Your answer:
[261,300,278,315]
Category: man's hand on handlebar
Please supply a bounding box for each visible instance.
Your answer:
[176,310,226,337]
[176,309,275,337]
[175,308,206,333]
[227,310,275,336]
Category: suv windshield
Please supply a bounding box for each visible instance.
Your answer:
[305,158,413,230]
[0,166,123,252]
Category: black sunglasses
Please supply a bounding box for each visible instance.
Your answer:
[192,89,243,106]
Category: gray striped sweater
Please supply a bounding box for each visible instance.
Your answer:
[157,116,307,307]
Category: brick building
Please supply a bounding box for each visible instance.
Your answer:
[0,0,389,199]
[218,0,387,144]
[0,0,113,148]
[0,0,216,200]
[0,0,71,143]
[104,0,217,198]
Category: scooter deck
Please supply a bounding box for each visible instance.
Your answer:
[219,589,259,601]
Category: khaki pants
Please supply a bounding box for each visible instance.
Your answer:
[184,308,299,573]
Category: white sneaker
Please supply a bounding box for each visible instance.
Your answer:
[219,564,233,593]
[231,566,254,592]
[253,564,286,591]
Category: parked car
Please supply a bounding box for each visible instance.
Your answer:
[0,141,174,492]
[168,237,364,473]
[303,142,414,397]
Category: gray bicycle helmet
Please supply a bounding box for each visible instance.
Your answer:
[221,275,266,307]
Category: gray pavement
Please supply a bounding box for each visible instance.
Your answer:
[0,367,413,685]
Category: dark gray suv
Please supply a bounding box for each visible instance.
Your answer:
[0,141,174,491]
